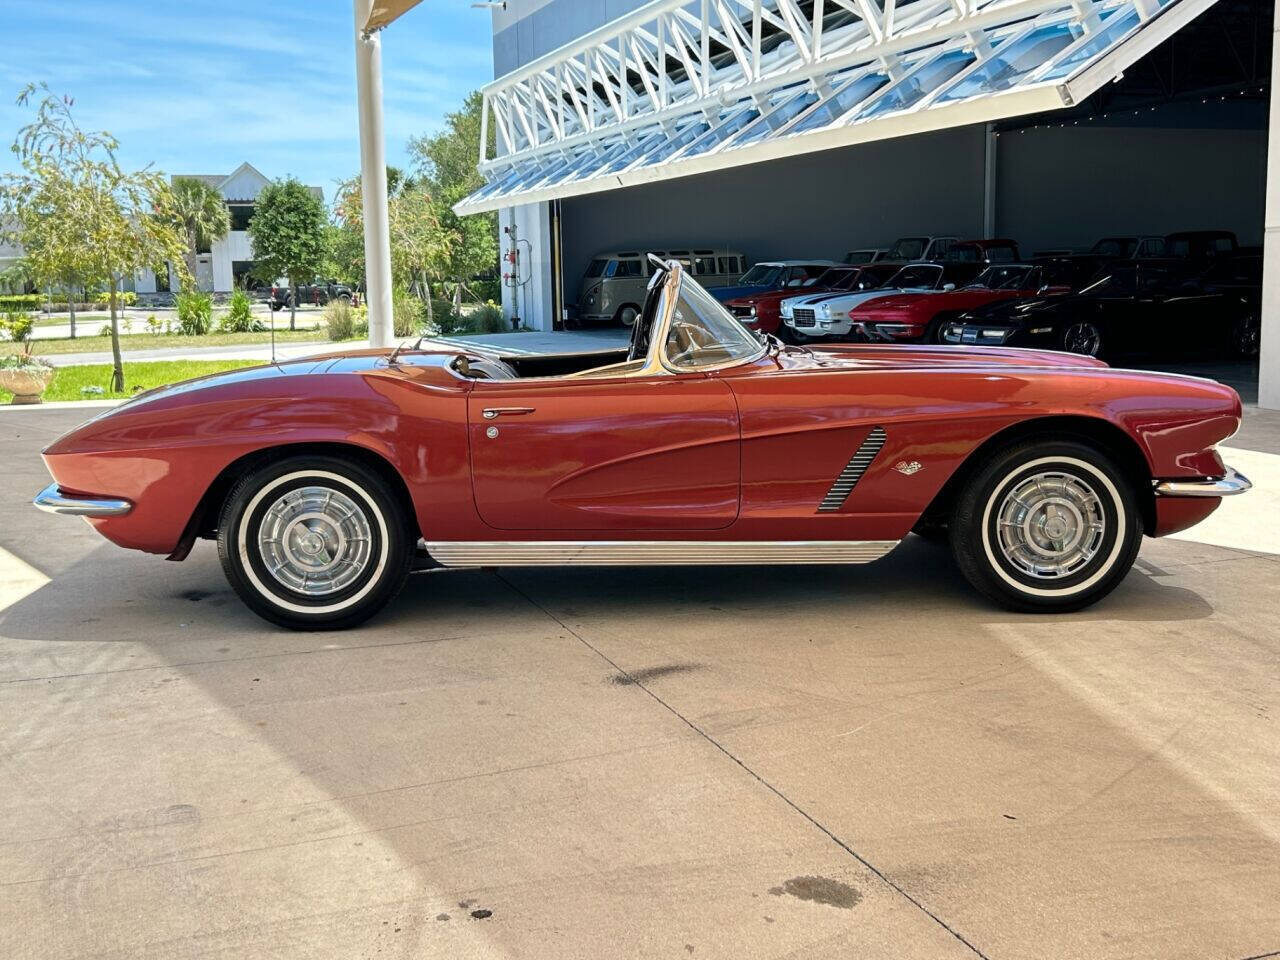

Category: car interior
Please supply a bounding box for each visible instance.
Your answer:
[447,258,765,382]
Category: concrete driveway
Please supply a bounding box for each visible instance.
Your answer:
[2,406,1278,960]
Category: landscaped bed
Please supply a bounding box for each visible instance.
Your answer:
[0,360,259,403]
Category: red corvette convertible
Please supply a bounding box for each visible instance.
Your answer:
[36,258,1249,629]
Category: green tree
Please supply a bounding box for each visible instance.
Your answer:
[408,91,498,306]
[0,84,187,390]
[171,176,230,291]
[247,177,325,330]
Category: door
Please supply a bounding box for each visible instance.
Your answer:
[468,375,740,531]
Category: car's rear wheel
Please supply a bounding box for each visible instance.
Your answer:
[217,456,414,630]
[949,440,1142,612]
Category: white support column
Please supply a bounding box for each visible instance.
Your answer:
[1260,3,1280,410]
[499,203,555,330]
[354,0,395,348]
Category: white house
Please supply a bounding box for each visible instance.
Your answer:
[136,162,324,297]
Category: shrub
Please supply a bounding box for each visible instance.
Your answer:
[175,291,213,336]
[0,311,34,342]
[324,299,355,341]
[219,289,261,333]
[323,301,369,341]
[391,288,422,338]
[465,301,507,334]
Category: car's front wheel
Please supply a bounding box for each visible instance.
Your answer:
[217,455,414,630]
[1061,321,1103,357]
[949,440,1142,612]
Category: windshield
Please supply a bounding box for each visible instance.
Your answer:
[738,264,784,286]
[970,265,1034,289]
[664,271,764,370]
[888,264,942,288]
[585,258,610,279]
[887,238,927,260]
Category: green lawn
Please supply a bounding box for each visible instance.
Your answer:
[1,360,259,403]
[6,327,324,356]
[32,314,112,327]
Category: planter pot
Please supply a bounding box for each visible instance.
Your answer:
[0,365,54,405]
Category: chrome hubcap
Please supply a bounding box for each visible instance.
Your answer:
[257,486,372,595]
[996,471,1105,580]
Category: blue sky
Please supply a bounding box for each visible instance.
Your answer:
[0,0,496,200]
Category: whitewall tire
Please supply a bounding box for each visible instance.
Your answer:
[949,441,1143,612]
[217,455,414,630]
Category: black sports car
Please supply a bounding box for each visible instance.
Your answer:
[941,258,1260,360]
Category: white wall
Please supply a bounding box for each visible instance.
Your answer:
[499,203,555,330]
[211,230,254,292]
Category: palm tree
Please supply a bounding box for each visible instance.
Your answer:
[171,176,230,291]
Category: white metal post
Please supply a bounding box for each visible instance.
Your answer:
[982,122,998,238]
[354,0,395,348]
[1259,1,1280,410]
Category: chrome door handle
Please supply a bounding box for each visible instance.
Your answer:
[482,407,536,419]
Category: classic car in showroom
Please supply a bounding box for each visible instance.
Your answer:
[943,257,1261,359]
[725,263,899,337]
[36,257,1250,630]
[850,260,1096,344]
[781,261,981,342]
[707,259,836,302]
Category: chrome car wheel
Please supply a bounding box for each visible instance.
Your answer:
[994,471,1105,580]
[949,442,1142,613]
[256,485,373,595]
[218,457,414,630]
[1062,322,1102,356]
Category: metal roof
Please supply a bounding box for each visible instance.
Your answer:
[455,0,1222,215]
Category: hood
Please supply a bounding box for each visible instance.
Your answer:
[709,283,770,302]
[961,295,1058,323]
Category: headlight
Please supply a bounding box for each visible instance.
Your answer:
[981,329,1007,339]
[749,306,757,317]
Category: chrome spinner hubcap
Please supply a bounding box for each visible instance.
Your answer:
[996,471,1106,580]
[257,486,372,595]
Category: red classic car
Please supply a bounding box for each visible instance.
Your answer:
[851,262,1081,343]
[726,263,899,336]
[35,258,1249,630]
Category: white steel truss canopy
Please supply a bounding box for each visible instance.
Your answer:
[455,0,1223,214]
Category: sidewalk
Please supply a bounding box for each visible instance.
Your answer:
[39,340,334,366]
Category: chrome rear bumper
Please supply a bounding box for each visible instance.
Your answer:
[1153,467,1251,498]
[33,483,133,517]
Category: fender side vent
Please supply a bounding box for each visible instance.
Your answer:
[817,426,887,513]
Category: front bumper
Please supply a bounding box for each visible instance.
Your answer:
[1153,467,1251,498]
[783,314,853,337]
[33,482,133,518]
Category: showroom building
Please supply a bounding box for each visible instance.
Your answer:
[461,0,1277,406]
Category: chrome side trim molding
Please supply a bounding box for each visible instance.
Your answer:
[33,483,133,517]
[1153,467,1252,498]
[427,540,899,566]
[818,425,887,512]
